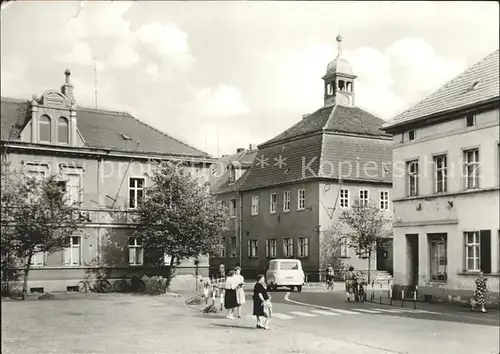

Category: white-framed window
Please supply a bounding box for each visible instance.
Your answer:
[359,189,369,206]
[379,191,389,210]
[269,193,277,214]
[283,191,291,212]
[407,160,419,197]
[429,235,447,282]
[265,239,277,258]
[251,196,259,215]
[129,177,145,209]
[164,254,180,266]
[229,199,237,218]
[248,239,258,258]
[340,238,350,258]
[464,149,479,189]
[30,252,46,267]
[230,237,237,258]
[283,238,294,257]
[64,173,82,203]
[434,155,448,193]
[27,168,47,180]
[297,189,306,210]
[128,237,144,265]
[340,188,349,208]
[465,231,480,271]
[219,245,226,258]
[298,237,309,258]
[64,236,81,266]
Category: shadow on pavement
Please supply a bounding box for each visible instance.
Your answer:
[212,323,256,330]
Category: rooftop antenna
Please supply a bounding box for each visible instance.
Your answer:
[93,57,98,109]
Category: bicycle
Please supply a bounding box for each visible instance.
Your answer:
[77,277,112,293]
[326,277,334,290]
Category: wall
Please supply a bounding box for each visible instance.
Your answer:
[240,181,320,275]
[4,150,211,292]
[318,181,392,273]
[391,107,500,296]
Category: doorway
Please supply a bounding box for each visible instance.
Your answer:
[405,234,419,286]
[376,238,393,275]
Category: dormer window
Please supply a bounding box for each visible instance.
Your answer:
[57,117,69,144]
[39,115,51,142]
[229,166,236,184]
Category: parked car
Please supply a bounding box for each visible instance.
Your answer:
[265,259,305,292]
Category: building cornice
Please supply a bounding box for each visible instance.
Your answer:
[392,186,500,203]
[1,141,215,164]
[382,97,499,134]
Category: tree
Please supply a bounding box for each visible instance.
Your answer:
[339,199,392,283]
[1,161,82,299]
[134,162,228,287]
[319,224,345,277]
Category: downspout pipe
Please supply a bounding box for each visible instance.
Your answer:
[238,191,243,271]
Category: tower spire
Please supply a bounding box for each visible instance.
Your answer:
[336,34,343,58]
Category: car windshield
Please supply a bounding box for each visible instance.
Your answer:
[280,261,299,270]
[268,262,278,270]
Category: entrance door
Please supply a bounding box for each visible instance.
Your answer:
[405,234,419,286]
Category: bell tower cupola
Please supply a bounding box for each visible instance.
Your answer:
[322,35,357,107]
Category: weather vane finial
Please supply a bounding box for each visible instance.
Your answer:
[336,33,343,57]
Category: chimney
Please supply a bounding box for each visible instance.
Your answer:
[249,144,257,150]
[236,148,245,153]
[61,69,74,101]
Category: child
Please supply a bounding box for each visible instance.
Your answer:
[202,281,210,303]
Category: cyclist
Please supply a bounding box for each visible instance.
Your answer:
[325,265,335,290]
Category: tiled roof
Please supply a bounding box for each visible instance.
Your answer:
[384,49,500,129]
[239,134,324,191]
[210,149,258,194]
[261,104,389,147]
[1,97,209,157]
[239,104,393,192]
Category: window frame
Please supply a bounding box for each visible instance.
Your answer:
[297,189,306,211]
[128,177,145,209]
[230,237,237,258]
[39,115,52,143]
[269,193,277,214]
[251,196,259,216]
[339,188,349,208]
[297,237,309,258]
[433,154,448,194]
[379,190,389,210]
[463,148,480,190]
[340,237,350,258]
[429,235,447,282]
[408,129,416,141]
[265,239,277,259]
[128,236,144,266]
[359,189,369,206]
[248,239,258,258]
[464,231,480,272]
[29,251,46,267]
[229,198,237,218]
[465,113,475,127]
[406,160,419,197]
[57,116,69,144]
[64,236,81,266]
[283,191,291,212]
[283,238,294,258]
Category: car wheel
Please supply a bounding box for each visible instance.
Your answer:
[297,285,302,292]
[289,286,295,291]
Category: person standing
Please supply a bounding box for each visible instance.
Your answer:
[472,271,488,313]
[253,274,271,330]
[345,266,357,302]
[224,270,238,319]
[326,264,335,290]
[234,267,246,318]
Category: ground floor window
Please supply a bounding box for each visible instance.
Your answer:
[428,234,447,282]
[248,239,258,258]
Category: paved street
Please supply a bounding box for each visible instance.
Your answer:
[232,288,500,354]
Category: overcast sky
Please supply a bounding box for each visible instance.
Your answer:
[1,1,498,157]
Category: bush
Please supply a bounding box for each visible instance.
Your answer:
[141,275,168,295]
[202,304,218,313]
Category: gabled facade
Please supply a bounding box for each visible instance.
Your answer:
[1,70,214,293]
[382,49,500,300]
[235,36,394,280]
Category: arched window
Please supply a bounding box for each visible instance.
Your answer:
[58,117,69,144]
[39,115,51,142]
[338,80,345,91]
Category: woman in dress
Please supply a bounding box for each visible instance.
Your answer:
[234,267,246,318]
[345,266,357,302]
[472,271,488,313]
[224,270,238,319]
[253,274,271,330]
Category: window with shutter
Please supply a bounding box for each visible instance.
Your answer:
[480,230,491,273]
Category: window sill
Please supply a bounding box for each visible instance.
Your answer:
[251,214,259,217]
[270,211,277,215]
[458,271,500,276]
[282,210,290,213]
[297,208,305,212]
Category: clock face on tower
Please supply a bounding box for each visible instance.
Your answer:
[337,93,349,105]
